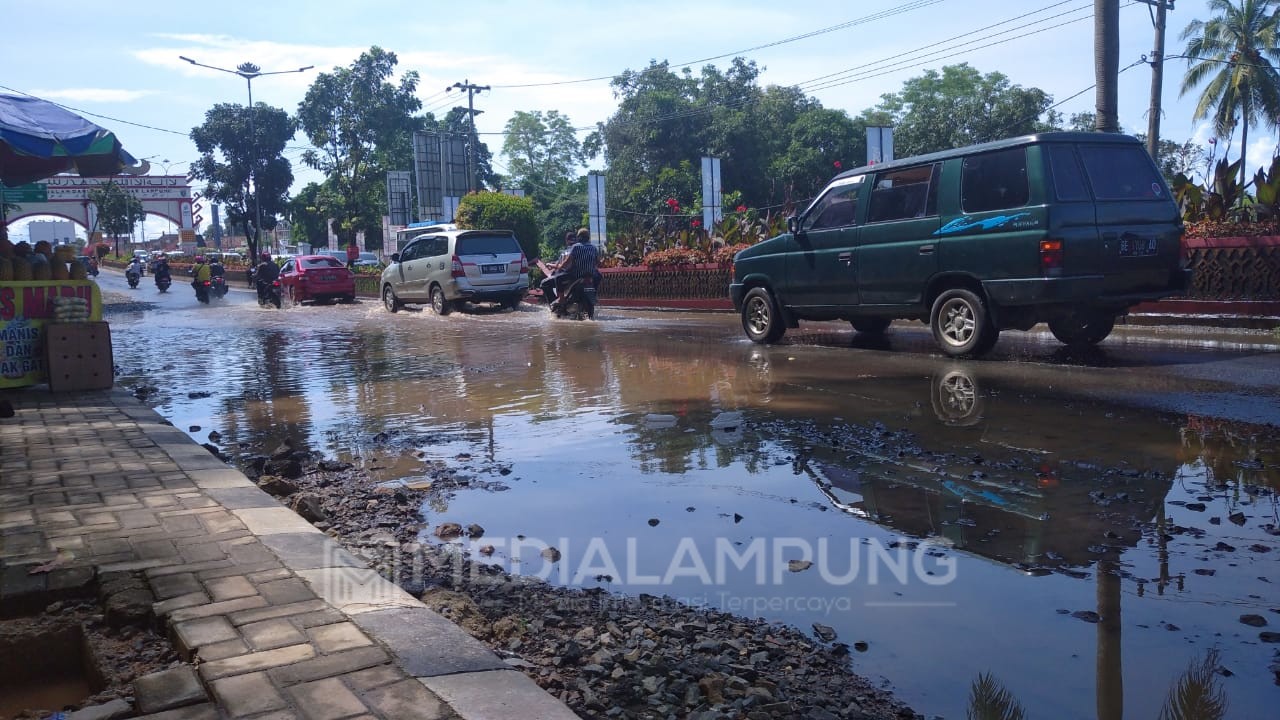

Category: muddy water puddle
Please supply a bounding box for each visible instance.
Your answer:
[108,300,1280,719]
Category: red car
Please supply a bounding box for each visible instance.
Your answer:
[278,255,356,305]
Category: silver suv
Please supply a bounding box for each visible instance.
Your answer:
[381,229,528,314]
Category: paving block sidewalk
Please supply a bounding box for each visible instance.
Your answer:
[0,388,579,720]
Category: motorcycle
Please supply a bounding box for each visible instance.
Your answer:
[210,275,228,300]
[194,279,211,304]
[550,276,597,321]
[155,274,172,293]
[257,279,283,309]
[126,268,140,288]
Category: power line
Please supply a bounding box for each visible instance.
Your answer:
[489,0,944,89]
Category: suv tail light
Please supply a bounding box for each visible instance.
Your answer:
[519,254,528,274]
[450,255,465,278]
[1040,239,1063,275]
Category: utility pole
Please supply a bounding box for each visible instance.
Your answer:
[1140,0,1175,162]
[448,80,490,193]
[1094,0,1120,132]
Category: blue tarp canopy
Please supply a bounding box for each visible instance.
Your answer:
[0,93,138,187]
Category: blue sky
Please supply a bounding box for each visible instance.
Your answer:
[4,0,1275,241]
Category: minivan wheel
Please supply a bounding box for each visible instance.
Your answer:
[742,287,786,344]
[930,289,999,357]
[383,285,402,313]
[851,317,892,335]
[430,285,453,316]
[1048,312,1115,346]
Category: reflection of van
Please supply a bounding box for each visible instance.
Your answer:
[730,132,1191,357]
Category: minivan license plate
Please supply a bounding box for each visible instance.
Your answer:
[481,264,505,274]
[1118,236,1158,257]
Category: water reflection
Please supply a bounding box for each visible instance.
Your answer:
[108,306,1280,720]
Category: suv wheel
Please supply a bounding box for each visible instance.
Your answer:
[1048,312,1115,346]
[430,285,453,316]
[930,288,999,357]
[383,285,402,313]
[741,287,786,344]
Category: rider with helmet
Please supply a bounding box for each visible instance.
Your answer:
[208,254,225,279]
[152,253,171,285]
[192,256,212,284]
[254,251,280,302]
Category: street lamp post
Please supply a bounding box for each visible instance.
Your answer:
[178,56,312,258]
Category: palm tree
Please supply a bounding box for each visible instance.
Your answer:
[1179,0,1280,190]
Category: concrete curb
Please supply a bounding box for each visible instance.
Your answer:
[124,390,582,720]
[1,388,578,720]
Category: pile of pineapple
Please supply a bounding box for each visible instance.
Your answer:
[0,238,92,281]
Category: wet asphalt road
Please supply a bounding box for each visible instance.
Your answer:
[94,267,1280,719]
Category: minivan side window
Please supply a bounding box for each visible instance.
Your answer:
[1078,145,1166,201]
[961,148,1029,213]
[867,164,939,223]
[1047,146,1090,201]
[804,177,863,231]
[427,237,449,257]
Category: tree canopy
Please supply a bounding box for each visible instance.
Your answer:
[189,101,295,261]
[88,181,145,256]
[1179,0,1280,187]
[861,63,1059,157]
[296,46,422,249]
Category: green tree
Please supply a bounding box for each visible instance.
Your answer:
[502,110,584,195]
[297,46,422,249]
[864,64,1058,157]
[1179,0,1280,189]
[189,101,296,262]
[287,182,333,247]
[454,191,540,260]
[88,181,145,257]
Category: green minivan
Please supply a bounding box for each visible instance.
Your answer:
[729,132,1191,356]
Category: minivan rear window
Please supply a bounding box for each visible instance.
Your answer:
[961,148,1029,213]
[1048,146,1090,201]
[456,234,520,255]
[1078,145,1166,201]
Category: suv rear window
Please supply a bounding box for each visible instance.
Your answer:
[961,148,1029,213]
[1078,145,1166,200]
[456,234,520,255]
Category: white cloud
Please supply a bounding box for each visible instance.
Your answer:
[32,88,157,103]
[1245,135,1278,175]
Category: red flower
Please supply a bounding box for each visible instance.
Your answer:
[691,219,702,228]
[833,160,842,169]
[735,205,748,213]
[665,197,680,212]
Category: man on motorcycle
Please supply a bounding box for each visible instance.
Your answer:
[153,254,171,286]
[126,256,143,286]
[208,255,225,279]
[551,228,599,311]
[254,251,280,303]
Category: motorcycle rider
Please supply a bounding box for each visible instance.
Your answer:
[208,255,225,279]
[191,255,211,298]
[551,228,599,311]
[126,255,143,286]
[254,251,280,303]
[153,253,171,288]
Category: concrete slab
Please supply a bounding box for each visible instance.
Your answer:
[259,532,364,570]
[421,670,580,720]
[297,567,420,615]
[232,507,318,535]
[204,486,281,510]
[353,607,507,677]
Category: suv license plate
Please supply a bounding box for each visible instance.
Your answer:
[481,264,505,274]
[1118,237,1158,257]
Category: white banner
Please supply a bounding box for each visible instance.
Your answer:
[587,173,607,247]
[701,157,722,230]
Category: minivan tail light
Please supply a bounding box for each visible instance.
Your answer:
[1040,239,1063,274]
[451,255,465,278]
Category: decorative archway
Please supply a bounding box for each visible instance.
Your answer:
[2,175,201,242]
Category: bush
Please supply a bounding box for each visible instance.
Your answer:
[712,243,754,265]
[455,191,541,260]
[642,247,709,267]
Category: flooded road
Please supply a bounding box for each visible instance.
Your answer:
[99,268,1280,719]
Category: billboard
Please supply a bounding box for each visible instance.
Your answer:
[413,131,468,222]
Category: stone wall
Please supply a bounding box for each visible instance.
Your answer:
[1183,235,1280,300]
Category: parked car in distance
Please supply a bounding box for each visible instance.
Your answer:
[381,229,528,314]
[278,255,356,305]
[730,132,1191,357]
